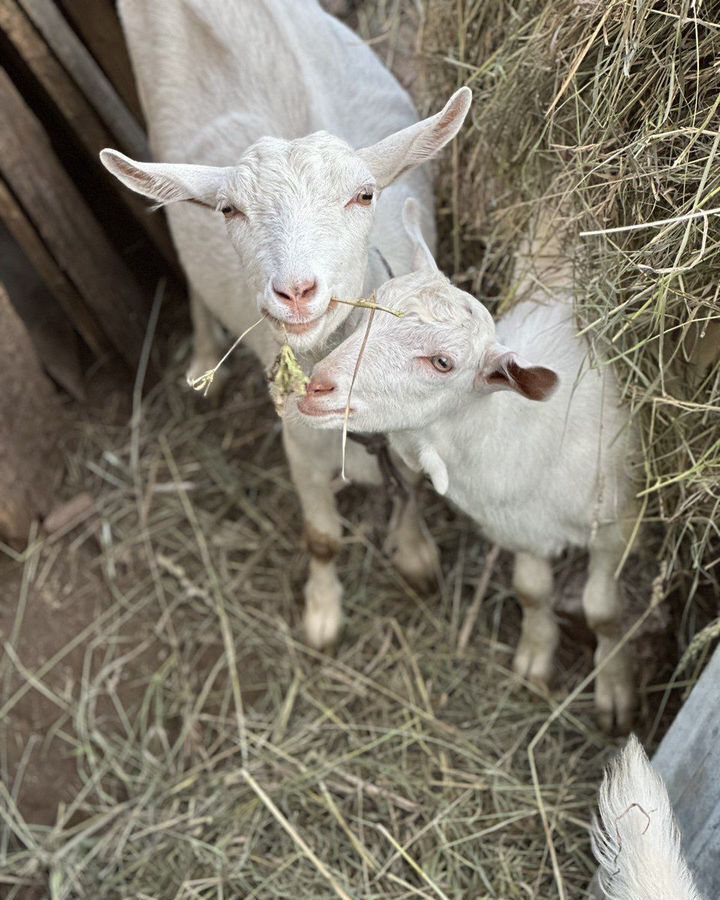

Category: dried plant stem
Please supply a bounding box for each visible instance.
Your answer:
[187,314,267,396]
[334,293,405,318]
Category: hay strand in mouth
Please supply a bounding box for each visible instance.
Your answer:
[340,305,377,482]
[186,313,267,396]
[333,292,405,318]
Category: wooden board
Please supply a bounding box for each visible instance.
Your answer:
[589,645,720,898]
[0,282,64,546]
[652,645,720,900]
[16,0,147,158]
[0,0,177,268]
[56,0,143,122]
[0,65,146,365]
[0,177,109,359]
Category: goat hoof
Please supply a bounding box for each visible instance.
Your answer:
[303,580,342,650]
[595,677,635,735]
[512,643,553,692]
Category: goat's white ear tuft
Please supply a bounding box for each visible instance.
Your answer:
[402,198,438,273]
[100,149,230,209]
[358,86,472,189]
[476,344,558,402]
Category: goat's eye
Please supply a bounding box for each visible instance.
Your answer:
[354,189,374,207]
[430,355,453,373]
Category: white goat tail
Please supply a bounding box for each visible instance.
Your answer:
[592,735,704,900]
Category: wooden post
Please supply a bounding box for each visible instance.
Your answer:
[56,0,144,122]
[0,0,178,269]
[0,282,64,546]
[0,66,147,366]
[588,646,720,898]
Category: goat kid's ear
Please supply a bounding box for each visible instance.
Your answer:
[100,149,230,209]
[402,198,439,273]
[358,87,472,189]
[475,344,559,402]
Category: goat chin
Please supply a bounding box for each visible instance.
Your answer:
[591,735,704,900]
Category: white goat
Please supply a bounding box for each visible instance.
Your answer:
[592,735,704,900]
[297,199,636,731]
[100,0,471,649]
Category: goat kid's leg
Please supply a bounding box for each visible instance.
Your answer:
[512,553,559,690]
[185,290,227,398]
[582,527,635,733]
[384,474,441,592]
[283,425,343,650]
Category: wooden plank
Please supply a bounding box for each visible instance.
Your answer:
[0,0,178,269]
[56,0,143,122]
[589,646,720,898]
[0,281,64,547]
[652,645,720,900]
[0,65,146,365]
[16,0,148,158]
[0,177,109,359]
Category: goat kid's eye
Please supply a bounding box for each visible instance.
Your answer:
[430,355,453,373]
[349,188,375,208]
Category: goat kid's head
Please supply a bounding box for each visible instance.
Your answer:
[297,198,559,431]
[100,88,471,353]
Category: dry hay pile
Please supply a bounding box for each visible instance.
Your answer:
[413,0,720,625]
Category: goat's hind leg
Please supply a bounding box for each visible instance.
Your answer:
[512,552,559,690]
[384,467,441,592]
[582,524,635,733]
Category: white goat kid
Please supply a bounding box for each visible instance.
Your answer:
[101,0,471,649]
[297,200,636,731]
[592,735,704,900]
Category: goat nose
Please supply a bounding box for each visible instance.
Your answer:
[307,374,336,395]
[272,278,318,306]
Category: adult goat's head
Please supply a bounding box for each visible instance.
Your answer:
[101,88,471,353]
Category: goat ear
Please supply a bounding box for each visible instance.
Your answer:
[100,149,229,209]
[402,198,438,273]
[475,344,558,402]
[358,87,471,189]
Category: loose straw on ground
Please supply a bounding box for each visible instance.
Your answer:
[241,768,353,900]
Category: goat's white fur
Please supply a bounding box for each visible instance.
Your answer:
[103,0,471,648]
[592,735,704,900]
[299,199,636,729]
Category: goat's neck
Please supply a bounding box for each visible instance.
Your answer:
[391,391,519,498]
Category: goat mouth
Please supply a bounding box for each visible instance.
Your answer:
[265,299,339,335]
[297,400,352,418]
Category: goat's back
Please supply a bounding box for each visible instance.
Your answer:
[118,0,418,162]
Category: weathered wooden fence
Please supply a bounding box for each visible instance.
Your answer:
[0,0,177,372]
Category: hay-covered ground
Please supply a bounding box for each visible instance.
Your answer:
[2,1,719,898]
[0,345,697,900]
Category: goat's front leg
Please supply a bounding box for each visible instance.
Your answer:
[185,290,227,398]
[512,552,559,689]
[283,424,343,650]
[383,467,441,592]
[582,525,635,733]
